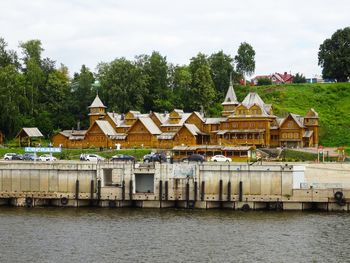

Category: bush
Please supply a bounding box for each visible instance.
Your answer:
[257,78,272,86]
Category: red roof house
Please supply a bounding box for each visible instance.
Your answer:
[251,72,294,85]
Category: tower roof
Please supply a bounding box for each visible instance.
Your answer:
[222,79,238,105]
[241,92,272,115]
[89,94,106,108]
[242,92,265,108]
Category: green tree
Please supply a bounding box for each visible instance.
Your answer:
[39,65,72,135]
[139,51,170,112]
[293,73,306,84]
[20,40,46,116]
[19,39,43,65]
[0,38,19,69]
[208,51,234,101]
[170,65,192,109]
[97,58,148,113]
[318,27,350,82]
[188,53,216,112]
[70,65,95,129]
[235,42,256,85]
[0,65,26,137]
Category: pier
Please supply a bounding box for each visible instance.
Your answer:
[0,161,349,211]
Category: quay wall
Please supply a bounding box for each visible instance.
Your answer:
[304,163,350,188]
[0,161,349,210]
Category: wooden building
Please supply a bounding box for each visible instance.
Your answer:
[126,117,161,148]
[16,127,44,147]
[52,82,319,150]
[52,130,87,148]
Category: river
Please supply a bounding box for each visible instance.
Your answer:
[0,208,349,263]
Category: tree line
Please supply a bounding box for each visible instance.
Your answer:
[0,37,255,139]
[0,26,349,140]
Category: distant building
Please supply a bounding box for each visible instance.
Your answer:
[52,81,319,149]
[251,72,294,85]
[306,75,336,83]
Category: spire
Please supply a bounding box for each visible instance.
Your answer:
[222,73,238,106]
[89,94,106,108]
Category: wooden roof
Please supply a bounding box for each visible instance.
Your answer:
[16,127,44,138]
[89,95,106,108]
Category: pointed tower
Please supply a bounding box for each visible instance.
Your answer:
[221,76,239,116]
[303,108,319,147]
[88,94,107,127]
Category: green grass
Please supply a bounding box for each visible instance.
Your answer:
[280,149,317,162]
[235,82,350,147]
[280,149,339,162]
[0,147,25,156]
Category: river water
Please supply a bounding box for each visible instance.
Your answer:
[0,208,349,263]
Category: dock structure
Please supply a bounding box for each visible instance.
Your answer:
[0,161,349,211]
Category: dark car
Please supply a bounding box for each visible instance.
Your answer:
[143,153,167,163]
[182,154,205,162]
[22,153,38,161]
[110,154,135,162]
[12,154,23,160]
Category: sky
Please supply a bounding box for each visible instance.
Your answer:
[1,0,349,78]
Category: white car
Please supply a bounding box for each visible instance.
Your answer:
[3,153,17,160]
[85,154,105,162]
[210,155,232,162]
[39,154,57,161]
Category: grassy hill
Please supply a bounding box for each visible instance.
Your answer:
[234,83,350,147]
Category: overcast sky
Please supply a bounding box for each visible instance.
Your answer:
[1,0,349,77]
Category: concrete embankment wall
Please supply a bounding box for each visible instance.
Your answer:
[304,163,350,188]
[0,161,349,210]
[0,162,95,194]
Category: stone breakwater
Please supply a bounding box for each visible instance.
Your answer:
[0,161,349,211]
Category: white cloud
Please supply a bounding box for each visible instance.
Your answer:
[1,0,349,77]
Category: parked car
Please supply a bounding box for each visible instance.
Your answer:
[22,153,39,161]
[11,154,23,160]
[85,154,105,162]
[143,153,167,163]
[110,154,135,162]
[210,155,231,162]
[39,154,57,162]
[182,154,205,162]
[3,153,17,160]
